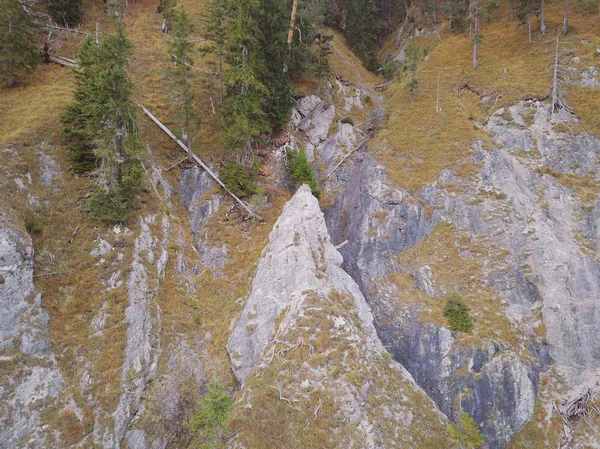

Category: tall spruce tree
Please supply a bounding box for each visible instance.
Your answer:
[344,0,381,71]
[62,23,141,221]
[0,0,39,88]
[46,0,83,26]
[221,0,270,161]
[62,37,104,172]
[202,0,231,104]
[202,0,325,159]
[471,0,498,69]
[313,33,333,91]
[168,8,197,161]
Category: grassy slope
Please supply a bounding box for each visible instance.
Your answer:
[375,0,600,194]
[372,3,599,448]
[0,0,288,444]
[1,0,598,447]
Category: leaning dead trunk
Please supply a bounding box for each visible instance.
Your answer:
[540,0,547,34]
[287,0,298,50]
[551,35,559,113]
[563,0,570,34]
[473,0,480,69]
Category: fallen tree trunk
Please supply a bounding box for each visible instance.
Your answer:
[327,138,369,178]
[44,24,92,36]
[49,56,77,67]
[139,104,262,220]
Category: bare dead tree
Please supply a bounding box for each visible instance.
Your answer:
[563,0,570,35]
[540,0,547,34]
[558,388,600,449]
[287,0,298,50]
[551,34,572,114]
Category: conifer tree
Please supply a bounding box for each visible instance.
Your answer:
[220,0,270,161]
[344,0,381,71]
[313,33,332,91]
[406,43,420,105]
[62,37,104,171]
[168,8,197,162]
[202,0,325,159]
[202,0,231,104]
[46,0,83,26]
[447,412,485,448]
[62,23,141,221]
[517,0,539,43]
[0,0,40,88]
[471,0,498,69]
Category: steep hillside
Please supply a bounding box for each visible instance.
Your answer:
[0,0,599,448]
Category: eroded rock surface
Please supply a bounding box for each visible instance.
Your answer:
[324,102,600,448]
[227,185,451,448]
[0,215,62,449]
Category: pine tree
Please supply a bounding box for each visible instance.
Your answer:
[46,0,83,26]
[62,23,141,221]
[517,0,539,43]
[313,33,332,91]
[220,0,270,161]
[406,43,420,105]
[0,0,40,88]
[202,0,231,104]
[202,0,325,158]
[254,0,293,127]
[168,8,197,161]
[344,0,381,71]
[61,37,104,172]
[471,0,498,69]
[444,0,471,32]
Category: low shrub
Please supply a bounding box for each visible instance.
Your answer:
[443,293,474,333]
[188,383,232,449]
[286,149,321,199]
[220,161,258,198]
[25,215,43,235]
[87,161,141,222]
[340,117,354,126]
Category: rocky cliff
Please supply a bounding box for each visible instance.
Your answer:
[226,185,452,448]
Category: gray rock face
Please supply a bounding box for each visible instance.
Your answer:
[0,215,62,449]
[227,185,451,448]
[227,185,383,383]
[324,102,599,448]
[291,95,336,152]
[113,213,169,448]
[179,167,226,272]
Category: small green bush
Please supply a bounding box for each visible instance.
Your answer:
[286,149,321,199]
[221,162,258,198]
[443,294,474,333]
[25,215,43,235]
[88,161,141,222]
[188,382,232,449]
[447,412,485,448]
[340,117,354,126]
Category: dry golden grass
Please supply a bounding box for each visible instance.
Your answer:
[0,65,73,144]
[374,1,600,193]
[389,222,520,348]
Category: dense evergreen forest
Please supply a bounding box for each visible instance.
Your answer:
[1,0,586,220]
